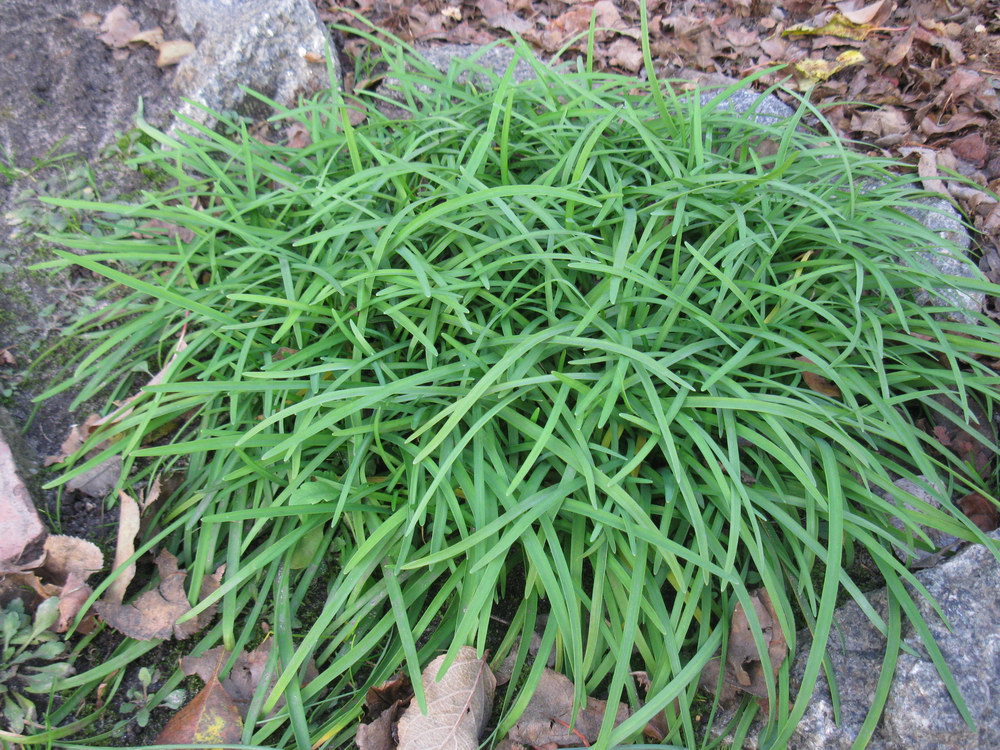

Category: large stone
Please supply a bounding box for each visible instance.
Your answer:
[714,531,1000,749]
[0,407,47,571]
[172,0,340,131]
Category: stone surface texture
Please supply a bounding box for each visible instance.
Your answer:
[0,407,47,571]
[716,531,1000,750]
[173,0,340,130]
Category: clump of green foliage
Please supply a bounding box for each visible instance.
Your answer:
[1,598,73,734]
[38,30,1000,750]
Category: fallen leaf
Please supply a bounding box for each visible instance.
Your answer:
[397,647,495,750]
[97,5,140,48]
[129,27,164,47]
[157,650,243,746]
[503,668,630,747]
[66,455,123,498]
[956,492,1000,532]
[793,50,865,84]
[835,0,888,26]
[106,491,141,605]
[286,122,312,149]
[358,673,413,750]
[885,24,915,66]
[784,13,876,41]
[0,347,14,365]
[94,549,223,640]
[919,112,988,136]
[796,357,842,399]
[45,413,103,466]
[852,106,908,137]
[949,133,989,167]
[607,38,643,72]
[39,535,103,586]
[480,0,532,34]
[700,589,787,706]
[157,40,196,67]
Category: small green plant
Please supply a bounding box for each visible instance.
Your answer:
[0,598,73,734]
[115,667,185,730]
[36,28,1000,750]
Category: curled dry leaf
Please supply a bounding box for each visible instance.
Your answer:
[105,491,141,606]
[97,4,140,48]
[94,549,223,640]
[503,668,630,747]
[157,649,242,746]
[65,455,123,498]
[397,647,495,750]
[157,40,196,67]
[183,639,319,720]
[286,122,312,149]
[357,673,413,750]
[700,589,788,707]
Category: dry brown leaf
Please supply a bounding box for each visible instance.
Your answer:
[956,492,1000,532]
[607,38,643,72]
[835,0,889,26]
[885,24,915,66]
[701,589,787,706]
[949,133,989,167]
[397,647,495,750]
[796,356,842,399]
[55,573,95,633]
[286,122,312,149]
[40,535,103,585]
[0,431,47,572]
[503,668,629,747]
[97,5,140,48]
[66,456,122,498]
[94,550,223,640]
[919,112,988,136]
[480,0,532,34]
[45,413,103,466]
[129,27,164,47]
[157,40,196,67]
[0,347,14,365]
[105,491,141,605]
[157,650,243,746]
[357,673,413,750]
[853,106,908,137]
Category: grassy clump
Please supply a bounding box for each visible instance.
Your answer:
[38,36,1000,749]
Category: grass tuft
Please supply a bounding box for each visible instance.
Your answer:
[37,36,1000,749]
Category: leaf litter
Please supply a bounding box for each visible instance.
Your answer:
[93,549,223,640]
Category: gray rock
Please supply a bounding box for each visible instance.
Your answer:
[900,198,984,321]
[0,407,47,572]
[713,531,1000,749]
[172,0,340,131]
[416,43,539,86]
